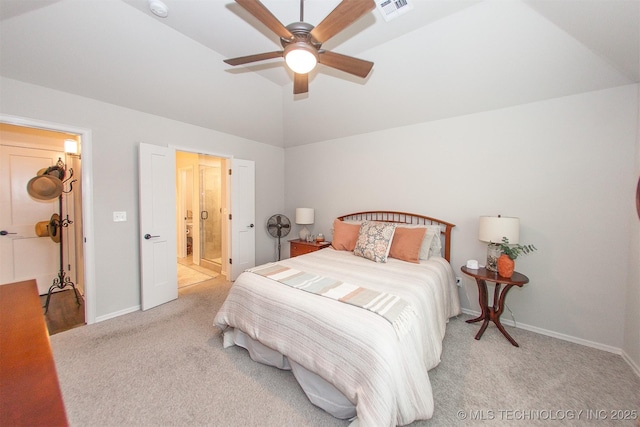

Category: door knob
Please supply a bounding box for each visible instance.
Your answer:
[0,230,17,236]
[248,224,255,228]
[144,234,160,240]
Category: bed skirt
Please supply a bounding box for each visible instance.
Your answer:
[223,328,357,420]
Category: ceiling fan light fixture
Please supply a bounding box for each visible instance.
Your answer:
[284,43,318,74]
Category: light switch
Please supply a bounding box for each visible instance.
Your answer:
[113,211,127,222]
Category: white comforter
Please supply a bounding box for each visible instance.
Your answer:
[214,248,461,427]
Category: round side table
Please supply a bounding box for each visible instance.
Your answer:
[461,266,529,347]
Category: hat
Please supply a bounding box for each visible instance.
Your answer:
[35,214,61,243]
[27,174,63,200]
[48,214,61,243]
[35,221,50,237]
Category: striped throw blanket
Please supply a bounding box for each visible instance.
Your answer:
[247,263,417,336]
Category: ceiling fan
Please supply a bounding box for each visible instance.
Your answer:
[224,0,376,94]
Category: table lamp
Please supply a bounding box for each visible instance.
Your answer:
[296,208,314,241]
[478,215,519,271]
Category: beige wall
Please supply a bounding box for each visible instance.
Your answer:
[623,84,640,374]
[285,84,639,356]
[0,77,285,320]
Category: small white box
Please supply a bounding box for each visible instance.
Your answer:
[466,259,479,269]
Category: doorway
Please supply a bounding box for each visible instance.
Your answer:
[176,151,226,289]
[0,122,86,332]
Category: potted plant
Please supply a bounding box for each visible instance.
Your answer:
[496,237,537,278]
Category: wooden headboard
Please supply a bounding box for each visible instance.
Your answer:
[336,211,455,262]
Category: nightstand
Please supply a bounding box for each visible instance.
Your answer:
[289,239,331,258]
[461,266,529,347]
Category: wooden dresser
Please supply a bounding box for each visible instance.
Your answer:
[289,239,331,257]
[0,279,68,426]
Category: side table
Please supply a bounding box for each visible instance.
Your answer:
[461,266,529,347]
[289,239,331,258]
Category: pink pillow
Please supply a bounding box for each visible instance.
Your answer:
[389,227,427,263]
[331,219,361,251]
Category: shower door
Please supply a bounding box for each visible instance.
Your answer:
[199,162,222,266]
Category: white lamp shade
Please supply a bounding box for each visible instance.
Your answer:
[478,216,519,244]
[295,208,314,225]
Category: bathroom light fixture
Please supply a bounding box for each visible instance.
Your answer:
[284,42,318,74]
[64,139,78,155]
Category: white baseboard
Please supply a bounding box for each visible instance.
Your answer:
[460,308,622,355]
[621,350,640,378]
[95,305,140,323]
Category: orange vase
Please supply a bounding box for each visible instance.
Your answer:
[497,254,515,278]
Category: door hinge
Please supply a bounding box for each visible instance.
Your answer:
[229,258,232,265]
[228,168,232,175]
[228,213,232,220]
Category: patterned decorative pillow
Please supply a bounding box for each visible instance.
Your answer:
[353,221,397,263]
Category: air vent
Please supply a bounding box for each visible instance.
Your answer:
[376,0,413,22]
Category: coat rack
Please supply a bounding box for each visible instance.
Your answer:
[36,158,81,314]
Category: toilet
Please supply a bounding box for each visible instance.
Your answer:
[186,223,193,254]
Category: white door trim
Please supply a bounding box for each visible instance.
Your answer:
[0,114,96,324]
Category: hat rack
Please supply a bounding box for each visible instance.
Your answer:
[39,158,81,314]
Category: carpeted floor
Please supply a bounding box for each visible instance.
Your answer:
[50,278,640,426]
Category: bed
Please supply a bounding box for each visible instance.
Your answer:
[214,211,460,426]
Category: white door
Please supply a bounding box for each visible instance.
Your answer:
[139,143,177,310]
[0,146,64,294]
[230,158,255,280]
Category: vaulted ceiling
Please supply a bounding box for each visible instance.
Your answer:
[1,0,638,147]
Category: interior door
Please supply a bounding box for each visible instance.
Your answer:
[139,143,177,310]
[0,146,64,294]
[230,158,255,280]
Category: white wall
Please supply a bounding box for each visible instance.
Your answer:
[285,84,638,351]
[282,0,633,147]
[0,77,285,320]
[623,83,640,373]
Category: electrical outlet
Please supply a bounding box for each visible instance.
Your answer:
[456,276,462,287]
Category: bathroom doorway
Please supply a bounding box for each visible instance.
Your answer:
[199,161,222,271]
[176,151,226,288]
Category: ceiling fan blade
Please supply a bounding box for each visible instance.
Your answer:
[293,73,308,94]
[235,0,293,40]
[224,51,283,66]
[319,50,373,78]
[310,0,375,44]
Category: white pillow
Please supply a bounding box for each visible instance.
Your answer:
[425,225,442,259]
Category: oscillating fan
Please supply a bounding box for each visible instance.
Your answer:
[266,214,291,260]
